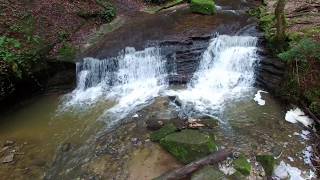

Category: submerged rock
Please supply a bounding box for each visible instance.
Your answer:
[150,123,177,142]
[190,0,215,15]
[256,155,275,176]
[233,155,251,176]
[191,165,226,180]
[160,129,217,163]
[2,153,14,163]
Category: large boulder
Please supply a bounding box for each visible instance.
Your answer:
[160,129,218,163]
[191,166,226,180]
[190,0,215,15]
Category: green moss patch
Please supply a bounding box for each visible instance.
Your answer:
[150,123,177,142]
[233,155,251,176]
[190,0,215,15]
[160,129,217,164]
[256,155,275,176]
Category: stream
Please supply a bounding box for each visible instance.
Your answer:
[0,0,316,179]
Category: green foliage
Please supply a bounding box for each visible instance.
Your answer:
[58,42,76,62]
[278,38,320,63]
[80,1,116,23]
[304,88,320,103]
[99,5,116,23]
[310,102,320,116]
[249,6,276,42]
[58,31,71,41]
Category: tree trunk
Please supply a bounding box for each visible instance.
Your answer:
[154,149,232,180]
[275,0,287,50]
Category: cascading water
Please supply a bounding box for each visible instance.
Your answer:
[62,34,258,125]
[169,35,258,119]
[62,47,168,124]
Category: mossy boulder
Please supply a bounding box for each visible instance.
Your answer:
[233,155,251,176]
[191,165,225,180]
[160,129,218,163]
[190,0,215,15]
[150,123,177,142]
[256,155,275,176]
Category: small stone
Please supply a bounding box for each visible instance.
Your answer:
[2,153,14,163]
[61,143,71,152]
[233,155,251,176]
[4,140,14,147]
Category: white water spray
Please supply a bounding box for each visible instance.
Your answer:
[62,47,168,123]
[169,35,258,118]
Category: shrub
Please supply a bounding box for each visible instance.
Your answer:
[99,5,116,23]
[278,38,320,63]
[58,42,76,62]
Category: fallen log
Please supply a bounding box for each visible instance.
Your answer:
[154,149,233,180]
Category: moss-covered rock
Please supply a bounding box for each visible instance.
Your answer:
[233,155,251,176]
[160,129,218,163]
[190,0,215,15]
[191,165,225,180]
[256,155,275,176]
[150,123,177,142]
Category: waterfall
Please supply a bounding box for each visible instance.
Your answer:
[62,47,168,122]
[62,34,258,125]
[170,35,258,119]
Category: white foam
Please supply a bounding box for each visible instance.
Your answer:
[254,90,268,106]
[274,161,304,180]
[171,35,258,118]
[61,47,168,124]
[285,108,314,127]
[303,146,313,166]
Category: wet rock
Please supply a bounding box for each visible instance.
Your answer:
[256,155,275,176]
[190,0,216,15]
[131,138,142,146]
[4,140,15,147]
[0,146,9,153]
[146,119,164,130]
[2,153,14,163]
[146,110,183,130]
[168,96,182,107]
[160,129,217,163]
[150,123,177,142]
[233,155,251,176]
[32,159,47,167]
[191,165,226,180]
[61,143,71,152]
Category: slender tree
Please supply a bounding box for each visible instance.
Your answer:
[274,0,287,50]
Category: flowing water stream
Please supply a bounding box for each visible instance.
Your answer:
[0,1,316,179]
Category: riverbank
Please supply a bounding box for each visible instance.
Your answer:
[0,0,118,110]
[253,0,320,175]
